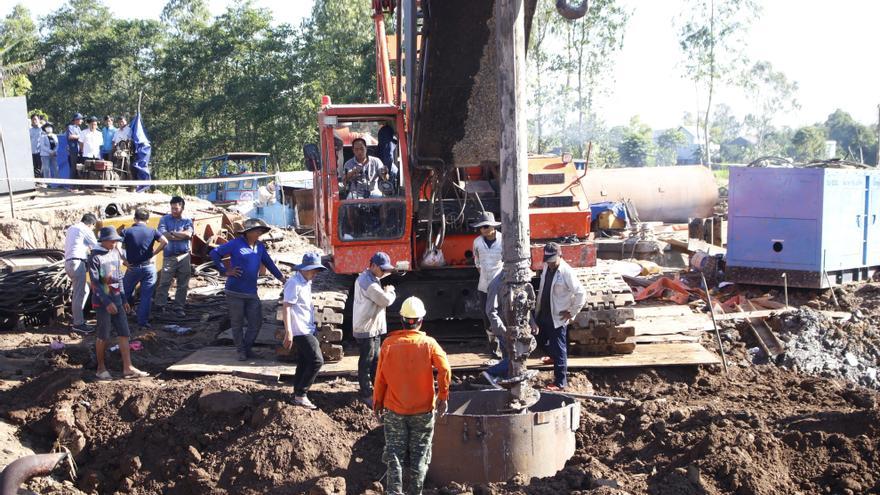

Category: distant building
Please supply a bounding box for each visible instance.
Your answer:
[652,126,703,165]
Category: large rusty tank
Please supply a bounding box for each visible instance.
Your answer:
[581,165,719,222]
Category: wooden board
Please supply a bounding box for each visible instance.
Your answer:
[715,308,851,322]
[631,305,696,318]
[167,342,721,378]
[216,323,281,346]
[628,314,713,336]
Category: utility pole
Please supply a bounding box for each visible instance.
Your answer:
[496,0,538,410]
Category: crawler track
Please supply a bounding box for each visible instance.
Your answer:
[569,266,636,355]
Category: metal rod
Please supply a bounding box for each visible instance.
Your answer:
[781,272,789,308]
[565,392,630,403]
[701,272,729,374]
[0,126,16,219]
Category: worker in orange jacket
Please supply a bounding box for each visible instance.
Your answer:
[373,296,451,495]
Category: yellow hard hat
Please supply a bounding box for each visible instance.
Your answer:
[399,296,427,319]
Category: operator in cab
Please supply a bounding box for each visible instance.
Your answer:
[340,137,387,199]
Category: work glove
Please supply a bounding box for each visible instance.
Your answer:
[435,399,448,417]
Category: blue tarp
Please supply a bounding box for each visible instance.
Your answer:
[590,201,628,226]
[130,113,151,192]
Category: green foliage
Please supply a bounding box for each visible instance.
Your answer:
[618,117,653,166]
[742,60,799,156]
[676,0,759,165]
[655,128,686,165]
[789,126,826,162]
[0,4,40,96]
[825,109,877,164]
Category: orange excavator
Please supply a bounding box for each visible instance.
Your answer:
[298,0,634,362]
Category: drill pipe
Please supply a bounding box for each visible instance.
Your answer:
[0,453,69,495]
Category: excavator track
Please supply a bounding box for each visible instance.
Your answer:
[275,271,350,362]
[568,266,636,356]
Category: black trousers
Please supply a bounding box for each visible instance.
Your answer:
[293,334,324,396]
[356,336,381,396]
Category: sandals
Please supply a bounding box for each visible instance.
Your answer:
[123,368,149,379]
[96,370,112,381]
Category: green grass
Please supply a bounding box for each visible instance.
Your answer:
[713,167,729,187]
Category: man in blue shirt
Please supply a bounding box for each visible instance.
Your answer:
[122,208,167,331]
[100,115,116,161]
[210,218,287,361]
[156,196,194,318]
[282,252,327,409]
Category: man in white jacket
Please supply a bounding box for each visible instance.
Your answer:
[471,211,503,358]
[535,242,586,391]
[352,252,397,405]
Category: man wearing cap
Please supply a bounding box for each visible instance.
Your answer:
[352,252,397,405]
[100,115,116,161]
[535,242,587,391]
[29,114,43,177]
[155,196,194,319]
[481,271,538,386]
[88,226,149,380]
[471,211,503,358]
[282,252,326,409]
[64,213,99,334]
[121,208,167,331]
[66,113,83,173]
[374,296,451,495]
[210,218,287,361]
[80,116,103,160]
[38,122,59,179]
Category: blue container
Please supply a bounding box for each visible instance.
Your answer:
[726,166,880,288]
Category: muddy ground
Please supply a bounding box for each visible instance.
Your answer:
[0,282,877,494]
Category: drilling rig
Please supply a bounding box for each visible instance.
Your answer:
[300,0,634,395]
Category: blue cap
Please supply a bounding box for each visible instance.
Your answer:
[295,252,326,272]
[72,113,83,121]
[370,252,394,271]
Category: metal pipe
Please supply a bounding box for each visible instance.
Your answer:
[497,0,538,411]
[555,0,589,20]
[701,272,729,374]
[0,453,69,495]
[0,127,16,219]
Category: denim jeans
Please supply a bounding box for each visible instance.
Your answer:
[40,155,58,179]
[356,336,381,396]
[538,318,568,387]
[486,335,510,378]
[293,334,324,395]
[227,291,263,354]
[123,263,157,326]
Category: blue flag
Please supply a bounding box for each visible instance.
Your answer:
[130,113,152,192]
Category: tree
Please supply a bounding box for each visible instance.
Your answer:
[656,128,686,165]
[741,61,799,155]
[0,5,41,96]
[527,0,556,153]
[825,109,877,164]
[676,0,759,167]
[789,126,826,162]
[618,116,653,166]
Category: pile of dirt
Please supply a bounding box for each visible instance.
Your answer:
[1,374,383,495]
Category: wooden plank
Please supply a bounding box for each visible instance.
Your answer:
[632,334,701,344]
[216,323,280,346]
[627,314,713,336]
[168,342,721,378]
[631,305,695,318]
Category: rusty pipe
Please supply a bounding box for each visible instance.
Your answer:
[0,452,69,495]
[556,0,589,20]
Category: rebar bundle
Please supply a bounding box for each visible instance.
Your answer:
[0,249,69,330]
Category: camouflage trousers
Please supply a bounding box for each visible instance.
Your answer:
[383,410,435,495]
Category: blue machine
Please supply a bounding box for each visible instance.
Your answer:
[196,152,293,226]
[727,166,880,288]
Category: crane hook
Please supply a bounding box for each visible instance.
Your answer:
[555,0,589,20]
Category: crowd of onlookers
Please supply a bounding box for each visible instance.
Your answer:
[29,112,132,180]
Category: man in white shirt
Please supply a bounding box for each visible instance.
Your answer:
[535,242,587,391]
[471,211,503,358]
[80,116,103,160]
[112,116,131,146]
[282,252,327,410]
[64,213,99,334]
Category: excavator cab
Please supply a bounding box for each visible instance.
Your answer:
[313,102,413,273]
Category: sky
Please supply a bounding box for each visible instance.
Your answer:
[3,0,878,131]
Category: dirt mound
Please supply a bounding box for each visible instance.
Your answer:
[2,374,383,494]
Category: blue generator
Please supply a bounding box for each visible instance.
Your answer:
[726,166,880,288]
